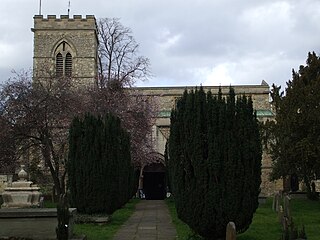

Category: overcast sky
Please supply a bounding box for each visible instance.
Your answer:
[1,0,320,89]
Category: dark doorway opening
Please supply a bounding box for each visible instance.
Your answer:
[143,172,166,200]
[143,163,166,200]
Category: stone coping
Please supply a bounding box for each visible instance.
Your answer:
[3,187,40,191]
[0,208,76,218]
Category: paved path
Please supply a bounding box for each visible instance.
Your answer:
[113,200,177,240]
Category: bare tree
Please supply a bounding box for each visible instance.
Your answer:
[88,85,159,167]
[95,18,158,167]
[0,115,16,174]
[0,69,85,197]
[97,18,151,88]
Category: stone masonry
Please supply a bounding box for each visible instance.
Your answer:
[32,15,98,86]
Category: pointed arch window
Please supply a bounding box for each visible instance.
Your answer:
[65,53,72,77]
[56,53,63,77]
[54,41,74,77]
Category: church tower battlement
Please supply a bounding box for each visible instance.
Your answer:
[33,15,97,29]
[32,15,98,86]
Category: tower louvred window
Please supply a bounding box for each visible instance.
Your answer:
[56,53,63,77]
[65,53,72,77]
[55,41,73,77]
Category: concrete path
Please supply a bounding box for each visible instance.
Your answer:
[113,200,177,240]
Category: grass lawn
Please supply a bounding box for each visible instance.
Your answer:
[165,197,202,240]
[289,198,320,240]
[43,200,57,208]
[73,198,140,240]
[237,198,281,240]
[166,197,320,240]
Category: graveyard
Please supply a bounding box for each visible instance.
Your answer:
[0,10,320,240]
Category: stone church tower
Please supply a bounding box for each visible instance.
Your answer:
[31,15,98,86]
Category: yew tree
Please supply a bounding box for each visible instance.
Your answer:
[270,52,320,199]
[68,113,136,214]
[167,87,261,239]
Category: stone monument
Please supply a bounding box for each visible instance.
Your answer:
[226,221,236,240]
[1,165,41,208]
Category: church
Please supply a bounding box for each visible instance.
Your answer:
[31,14,281,198]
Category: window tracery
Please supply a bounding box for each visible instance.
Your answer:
[54,41,73,77]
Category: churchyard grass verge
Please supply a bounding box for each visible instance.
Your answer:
[237,198,281,239]
[73,198,140,240]
[288,198,320,239]
[43,200,57,208]
[167,197,320,240]
[165,197,202,240]
[239,197,320,240]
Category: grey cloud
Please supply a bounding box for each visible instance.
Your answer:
[1,0,320,89]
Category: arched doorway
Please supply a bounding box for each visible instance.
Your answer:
[143,162,166,200]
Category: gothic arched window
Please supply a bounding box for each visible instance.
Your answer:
[65,53,72,77]
[54,41,73,77]
[56,53,63,77]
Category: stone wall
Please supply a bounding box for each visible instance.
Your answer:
[134,83,272,109]
[0,208,76,239]
[260,152,283,196]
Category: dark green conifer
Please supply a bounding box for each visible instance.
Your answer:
[68,113,135,214]
[168,87,261,239]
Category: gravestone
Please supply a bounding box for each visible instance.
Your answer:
[278,205,284,224]
[283,195,291,218]
[226,222,236,240]
[272,192,280,212]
